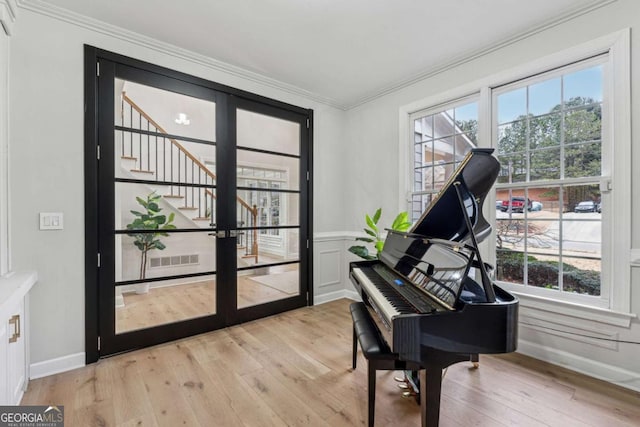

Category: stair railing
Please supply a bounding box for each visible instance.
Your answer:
[120,92,259,262]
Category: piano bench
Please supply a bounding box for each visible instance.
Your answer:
[350,302,421,427]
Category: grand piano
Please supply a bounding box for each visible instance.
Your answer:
[349,148,518,427]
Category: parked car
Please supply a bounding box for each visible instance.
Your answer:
[496,200,503,209]
[596,202,601,213]
[531,201,543,211]
[500,197,532,213]
[574,201,597,213]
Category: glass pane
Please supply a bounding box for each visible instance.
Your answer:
[530,147,560,181]
[564,183,600,214]
[496,249,524,285]
[564,142,601,179]
[238,263,299,309]
[237,149,299,191]
[115,274,216,334]
[563,65,603,103]
[497,87,526,124]
[234,191,299,227]
[529,114,560,149]
[529,186,561,219]
[115,129,216,183]
[526,255,560,290]
[454,103,478,129]
[564,106,602,144]
[434,109,455,137]
[115,231,216,283]
[562,257,600,296]
[237,109,300,155]
[496,153,526,184]
[116,182,215,232]
[421,140,434,166]
[561,220,601,257]
[497,120,526,155]
[529,78,561,116]
[415,115,434,140]
[433,137,454,163]
[238,228,299,269]
[116,79,216,141]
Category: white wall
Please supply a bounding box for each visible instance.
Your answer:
[342,0,640,391]
[0,0,14,277]
[8,8,346,367]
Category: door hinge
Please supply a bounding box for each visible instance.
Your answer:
[307,239,310,249]
[97,253,101,267]
[306,171,310,181]
[98,336,101,351]
[97,62,100,77]
[97,145,100,160]
[306,118,310,128]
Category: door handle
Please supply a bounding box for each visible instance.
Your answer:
[8,314,20,343]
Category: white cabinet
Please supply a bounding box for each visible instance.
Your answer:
[0,272,36,405]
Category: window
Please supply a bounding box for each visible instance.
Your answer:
[494,60,606,303]
[400,30,631,315]
[409,99,478,222]
[237,166,287,235]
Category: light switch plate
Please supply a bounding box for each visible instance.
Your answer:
[40,212,64,230]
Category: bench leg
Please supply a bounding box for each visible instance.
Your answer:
[368,362,376,427]
[352,325,357,370]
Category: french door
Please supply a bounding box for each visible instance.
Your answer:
[85,47,312,360]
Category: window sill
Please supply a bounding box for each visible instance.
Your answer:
[508,289,636,328]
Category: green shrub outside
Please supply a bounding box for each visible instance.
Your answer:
[496,249,600,296]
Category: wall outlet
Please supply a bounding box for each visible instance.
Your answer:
[39,212,64,230]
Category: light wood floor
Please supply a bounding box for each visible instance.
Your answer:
[116,264,299,333]
[22,299,640,426]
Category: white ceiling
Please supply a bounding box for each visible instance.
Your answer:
[24,0,611,109]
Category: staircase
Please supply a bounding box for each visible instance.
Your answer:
[118,92,259,263]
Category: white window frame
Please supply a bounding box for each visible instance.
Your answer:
[399,29,633,325]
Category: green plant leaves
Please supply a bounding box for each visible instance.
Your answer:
[372,208,382,224]
[126,191,177,279]
[350,208,413,260]
[391,211,411,231]
[348,245,376,260]
[365,214,378,233]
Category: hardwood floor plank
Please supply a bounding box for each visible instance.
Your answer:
[203,358,288,427]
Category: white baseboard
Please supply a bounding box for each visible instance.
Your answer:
[314,289,360,305]
[30,352,86,380]
[517,340,640,393]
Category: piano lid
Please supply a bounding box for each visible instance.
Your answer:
[409,148,499,244]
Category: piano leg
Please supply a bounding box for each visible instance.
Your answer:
[419,351,473,427]
[419,368,442,427]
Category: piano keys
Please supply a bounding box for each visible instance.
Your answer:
[349,148,518,427]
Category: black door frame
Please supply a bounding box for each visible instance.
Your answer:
[84,46,313,363]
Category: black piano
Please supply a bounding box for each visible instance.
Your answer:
[349,148,518,427]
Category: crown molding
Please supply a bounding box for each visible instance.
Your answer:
[16,0,345,109]
[0,0,17,35]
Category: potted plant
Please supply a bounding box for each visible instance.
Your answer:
[348,208,411,260]
[126,191,176,293]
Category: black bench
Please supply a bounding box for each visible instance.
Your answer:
[350,302,422,427]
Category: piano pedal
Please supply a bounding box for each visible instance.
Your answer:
[397,383,410,390]
[401,390,418,399]
[393,376,406,382]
